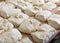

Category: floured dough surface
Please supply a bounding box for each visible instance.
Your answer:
[0,0,60,43]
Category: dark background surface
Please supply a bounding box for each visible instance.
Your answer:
[50,32,60,43]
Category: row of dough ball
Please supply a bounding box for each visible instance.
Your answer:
[3,0,60,17]
[0,0,60,16]
[4,0,56,14]
[36,13,60,29]
[35,12,60,29]
[5,0,60,6]
[6,10,60,30]
[0,1,60,30]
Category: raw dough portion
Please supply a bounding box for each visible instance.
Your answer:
[8,12,29,27]
[37,24,56,34]
[17,2,33,11]
[21,37,33,43]
[35,10,52,22]
[0,6,21,18]
[0,2,15,9]
[18,17,41,34]
[52,7,60,14]
[0,19,14,30]
[42,2,57,10]
[47,14,60,29]
[48,0,58,3]
[31,0,45,6]
[26,17,41,30]
[0,18,14,34]
[24,6,42,17]
[24,8,38,17]
[31,31,49,43]
[0,29,22,43]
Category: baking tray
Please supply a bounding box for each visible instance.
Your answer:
[48,30,60,43]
